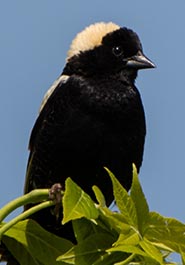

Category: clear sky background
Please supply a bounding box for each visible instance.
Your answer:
[0,0,184,239]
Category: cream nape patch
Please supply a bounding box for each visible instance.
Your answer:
[67,22,120,61]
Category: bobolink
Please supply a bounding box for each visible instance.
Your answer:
[24,22,155,239]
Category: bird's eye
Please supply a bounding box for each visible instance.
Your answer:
[112,46,123,57]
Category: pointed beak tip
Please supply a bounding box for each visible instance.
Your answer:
[126,52,156,70]
[148,61,156,69]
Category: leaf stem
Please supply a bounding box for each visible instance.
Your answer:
[115,253,136,265]
[0,189,49,222]
[0,200,55,239]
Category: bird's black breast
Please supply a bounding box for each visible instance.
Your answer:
[25,74,146,205]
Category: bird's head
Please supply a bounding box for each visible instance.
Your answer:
[63,22,155,78]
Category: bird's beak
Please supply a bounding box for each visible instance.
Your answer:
[126,51,155,69]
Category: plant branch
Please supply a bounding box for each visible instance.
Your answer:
[0,189,50,222]
[0,200,55,239]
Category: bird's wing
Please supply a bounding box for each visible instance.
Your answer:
[24,75,69,195]
[39,75,69,113]
[28,74,69,150]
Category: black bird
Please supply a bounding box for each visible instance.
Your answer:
[24,22,155,239]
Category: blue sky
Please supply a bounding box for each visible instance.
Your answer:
[0,0,185,232]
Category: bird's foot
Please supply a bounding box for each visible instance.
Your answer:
[49,183,63,220]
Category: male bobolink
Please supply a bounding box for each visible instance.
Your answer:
[24,22,155,239]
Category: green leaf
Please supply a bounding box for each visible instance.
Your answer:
[114,253,136,265]
[108,243,148,257]
[108,226,146,258]
[105,168,137,227]
[115,230,140,246]
[2,236,41,265]
[130,164,149,233]
[139,238,164,264]
[57,233,116,265]
[145,212,185,253]
[2,219,73,265]
[180,247,185,265]
[72,210,120,245]
[108,245,148,257]
[99,207,131,234]
[92,185,106,207]
[62,178,99,224]
[152,242,174,252]
[93,251,128,265]
[72,217,108,243]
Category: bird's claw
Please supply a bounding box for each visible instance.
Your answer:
[49,183,63,220]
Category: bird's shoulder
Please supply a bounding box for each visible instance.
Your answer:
[28,75,70,150]
[28,74,94,150]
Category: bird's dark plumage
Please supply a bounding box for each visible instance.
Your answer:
[24,22,155,240]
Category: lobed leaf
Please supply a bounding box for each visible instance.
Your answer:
[180,247,185,265]
[2,219,73,265]
[99,207,132,234]
[130,164,149,233]
[108,243,149,257]
[72,217,112,243]
[92,185,106,207]
[139,238,164,265]
[145,212,185,253]
[114,230,140,246]
[105,168,137,227]
[62,178,99,224]
[2,236,41,265]
[57,233,116,265]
